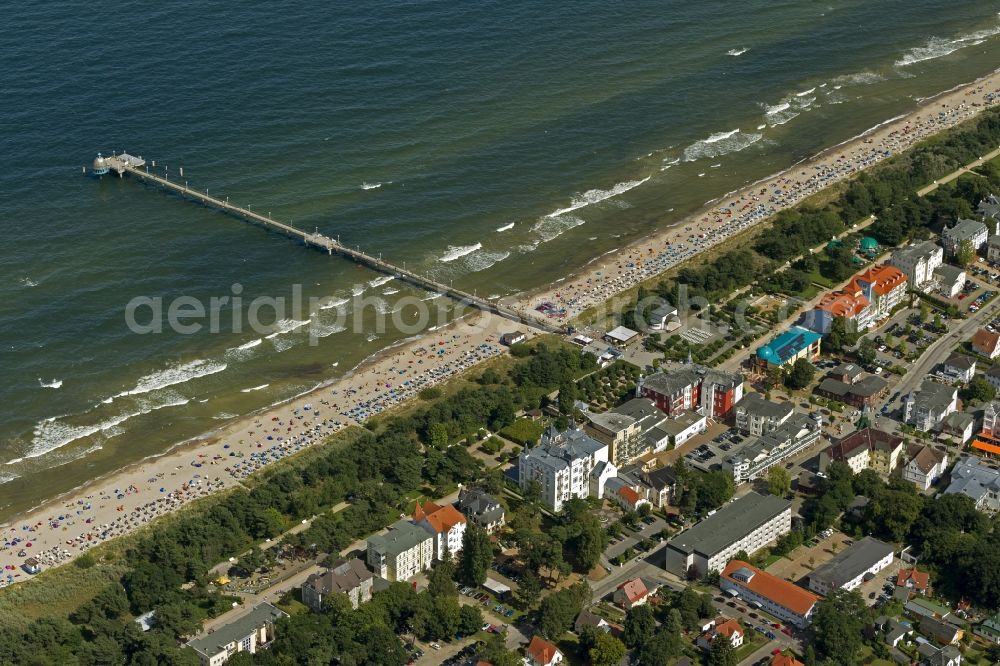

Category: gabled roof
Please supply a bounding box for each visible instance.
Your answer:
[908,445,947,474]
[526,635,561,664]
[413,501,466,533]
[616,578,649,603]
[853,264,907,296]
[771,655,806,666]
[815,290,870,318]
[721,560,820,617]
[826,428,903,461]
[973,328,1000,355]
[897,567,930,591]
[618,486,643,505]
[944,353,976,372]
[304,558,373,596]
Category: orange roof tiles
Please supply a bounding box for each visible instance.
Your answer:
[618,486,643,505]
[897,568,930,591]
[413,501,466,533]
[771,655,805,666]
[617,578,649,603]
[855,264,907,296]
[973,328,1000,355]
[816,290,870,318]
[714,618,742,640]
[526,636,560,665]
[721,560,819,617]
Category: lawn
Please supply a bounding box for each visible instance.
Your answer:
[499,418,546,446]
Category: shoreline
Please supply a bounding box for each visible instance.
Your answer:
[4,68,1000,585]
[512,66,1000,321]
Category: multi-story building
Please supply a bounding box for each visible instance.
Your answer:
[413,501,467,561]
[851,264,908,322]
[903,445,949,491]
[518,426,609,512]
[722,412,824,485]
[934,264,967,298]
[612,398,673,450]
[585,411,644,467]
[455,487,505,534]
[944,456,1000,513]
[942,218,989,256]
[754,326,822,370]
[973,328,1000,360]
[819,428,904,477]
[807,537,895,596]
[187,603,288,666]
[902,382,957,431]
[942,354,977,384]
[366,519,434,582]
[664,492,791,577]
[734,393,793,436]
[637,365,744,420]
[987,235,1000,264]
[720,561,820,628]
[814,374,889,409]
[889,241,943,291]
[804,288,874,335]
[301,558,374,611]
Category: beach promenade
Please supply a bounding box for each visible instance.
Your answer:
[4,70,1000,587]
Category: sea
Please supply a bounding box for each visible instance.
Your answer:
[3,0,1000,518]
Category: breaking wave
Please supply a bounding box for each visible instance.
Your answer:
[440,243,482,262]
[683,129,762,161]
[544,177,650,218]
[112,359,227,400]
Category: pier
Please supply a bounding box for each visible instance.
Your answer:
[91,152,562,334]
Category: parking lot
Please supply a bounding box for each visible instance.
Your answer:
[765,530,854,586]
[605,514,668,561]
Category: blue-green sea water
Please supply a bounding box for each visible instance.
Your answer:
[3,0,1000,516]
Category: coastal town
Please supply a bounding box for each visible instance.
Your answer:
[9,41,1000,666]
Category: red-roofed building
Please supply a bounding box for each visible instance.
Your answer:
[852,264,907,322]
[814,288,873,332]
[896,567,930,596]
[697,617,744,651]
[973,328,1000,359]
[413,501,467,561]
[615,485,651,513]
[525,636,563,666]
[720,560,820,628]
[613,578,650,609]
[771,654,805,666]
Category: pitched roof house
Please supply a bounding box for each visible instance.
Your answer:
[973,328,1000,359]
[525,635,563,666]
[301,558,374,611]
[613,578,650,609]
[697,617,744,651]
[413,501,467,561]
[903,445,949,491]
[455,488,505,534]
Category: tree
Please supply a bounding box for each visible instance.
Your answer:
[767,466,792,497]
[589,633,627,666]
[640,611,682,664]
[708,636,737,666]
[429,422,450,448]
[956,238,976,267]
[785,358,815,390]
[515,569,542,609]
[458,604,483,636]
[427,558,457,599]
[623,604,656,649]
[857,337,877,366]
[963,376,996,403]
[557,381,577,415]
[811,590,867,666]
[538,582,590,638]
[477,632,521,666]
[458,526,492,586]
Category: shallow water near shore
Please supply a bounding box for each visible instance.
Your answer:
[3,1,1000,518]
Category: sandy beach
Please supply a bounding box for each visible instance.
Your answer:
[0,312,527,585]
[5,69,1000,586]
[514,68,1000,323]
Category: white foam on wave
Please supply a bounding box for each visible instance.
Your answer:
[0,472,19,485]
[422,292,444,301]
[531,215,586,242]
[545,176,650,218]
[465,250,511,273]
[895,23,1000,68]
[383,287,400,295]
[234,338,262,351]
[764,101,791,115]
[320,297,349,310]
[20,277,38,288]
[660,157,681,172]
[38,378,62,389]
[368,275,394,288]
[112,359,227,400]
[361,182,382,190]
[831,71,884,87]
[241,384,270,393]
[727,47,748,56]
[440,243,482,262]
[351,284,366,296]
[795,87,816,97]
[311,321,347,338]
[18,396,191,462]
[213,411,239,420]
[683,129,762,161]
[496,222,515,232]
[264,319,311,339]
[272,337,296,352]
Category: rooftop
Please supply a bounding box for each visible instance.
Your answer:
[526,635,561,664]
[304,558,372,596]
[588,410,637,434]
[413,501,467,533]
[756,327,821,366]
[853,264,907,296]
[736,392,794,420]
[367,518,433,558]
[826,428,903,461]
[721,560,819,617]
[943,217,987,241]
[666,492,791,558]
[945,353,976,372]
[187,603,288,658]
[944,455,1000,503]
[973,328,1000,354]
[523,427,607,473]
[892,240,942,263]
[808,537,894,589]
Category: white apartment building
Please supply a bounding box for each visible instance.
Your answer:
[518,426,609,512]
[413,501,467,561]
[664,492,791,576]
[889,241,943,291]
[903,445,949,491]
[734,393,793,436]
[942,218,989,256]
[187,603,288,666]
[366,519,434,582]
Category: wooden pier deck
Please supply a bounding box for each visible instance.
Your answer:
[96,154,562,334]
